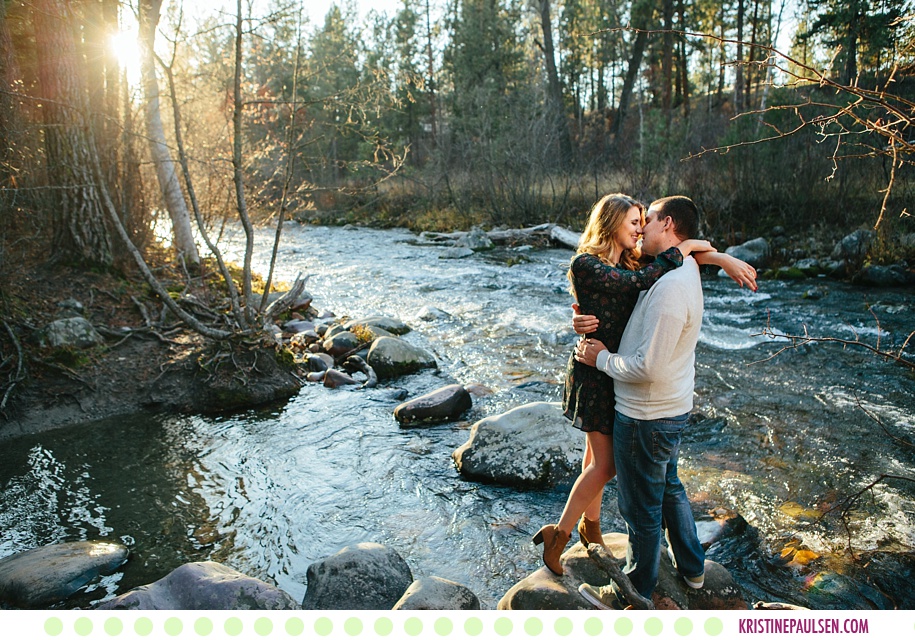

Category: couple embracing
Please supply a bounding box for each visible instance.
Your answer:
[532,193,757,609]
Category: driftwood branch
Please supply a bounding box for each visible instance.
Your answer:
[263,273,309,321]
[586,544,654,610]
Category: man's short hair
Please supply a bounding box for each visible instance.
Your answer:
[651,195,699,240]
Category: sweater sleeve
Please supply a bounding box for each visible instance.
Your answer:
[571,247,683,295]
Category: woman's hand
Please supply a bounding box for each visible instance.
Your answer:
[721,255,758,290]
[574,337,607,367]
[677,239,716,257]
[693,252,758,291]
[572,303,599,334]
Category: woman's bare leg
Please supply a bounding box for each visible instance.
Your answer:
[557,431,615,534]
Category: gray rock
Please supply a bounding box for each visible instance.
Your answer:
[366,337,437,379]
[323,331,362,357]
[0,541,128,608]
[793,258,822,275]
[440,247,474,259]
[290,330,321,349]
[724,237,770,268]
[284,319,316,334]
[457,227,494,251]
[393,577,481,610]
[821,259,847,276]
[831,229,874,262]
[344,316,411,336]
[97,561,297,610]
[394,384,472,426]
[301,543,413,610]
[853,264,913,287]
[305,353,335,372]
[324,324,346,339]
[417,306,451,321]
[452,402,580,487]
[498,532,747,610]
[39,317,103,349]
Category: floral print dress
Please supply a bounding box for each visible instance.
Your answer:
[562,247,683,435]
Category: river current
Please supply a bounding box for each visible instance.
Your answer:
[1,224,913,609]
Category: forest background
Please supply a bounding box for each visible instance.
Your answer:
[0,0,912,386]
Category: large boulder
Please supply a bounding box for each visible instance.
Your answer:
[366,337,437,379]
[38,317,103,349]
[394,384,472,426]
[724,237,770,268]
[853,263,913,287]
[498,532,748,611]
[392,577,481,610]
[452,402,580,487]
[831,229,874,262]
[0,541,128,608]
[97,561,297,610]
[301,543,413,610]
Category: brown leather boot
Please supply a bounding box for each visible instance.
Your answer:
[577,516,607,548]
[532,524,572,575]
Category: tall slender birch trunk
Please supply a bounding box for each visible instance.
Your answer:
[138,0,199,266]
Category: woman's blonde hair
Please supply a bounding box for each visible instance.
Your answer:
[576,193,644,270]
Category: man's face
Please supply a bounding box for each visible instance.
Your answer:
[640,205,667,256]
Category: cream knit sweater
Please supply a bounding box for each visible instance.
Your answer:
[595,256,703,420]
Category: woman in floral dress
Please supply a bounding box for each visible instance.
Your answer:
[532,193,756,575]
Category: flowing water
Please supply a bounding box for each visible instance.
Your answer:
[1,224,914,610]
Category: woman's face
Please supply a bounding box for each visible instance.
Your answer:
[612,206,643,251]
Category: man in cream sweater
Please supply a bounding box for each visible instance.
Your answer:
[572,195,707,608]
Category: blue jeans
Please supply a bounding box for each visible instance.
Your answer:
[613,410,705,599]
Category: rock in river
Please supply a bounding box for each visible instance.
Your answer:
[366,337,437,379]
[393,576,481,610]
[724,237,770,268]
[301,543,413,610]
[0,541,128,608]
[394,384,472,426]
[452,402,580,487]
[97,561,297,610]
[499,532,747,610]
[344,316,411,336]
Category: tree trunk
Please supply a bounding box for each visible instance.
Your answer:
[536,0,573,162]
[138,0,200,266]
[424,0,437,144]
[746,0,759,109]
[614,0,653,135]
[844,5,859,84]
[678,0,690,118]
[0,0,21,180]
[735,0,745,111]
[662,0,673,114]
[233,0,256,324]
[33,0,113,266]
[82,0,120,210]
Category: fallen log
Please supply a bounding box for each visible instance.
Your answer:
[417,224,579,250]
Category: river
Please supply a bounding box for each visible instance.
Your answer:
[1,223,913,610]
